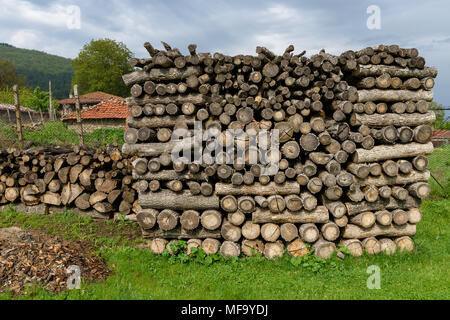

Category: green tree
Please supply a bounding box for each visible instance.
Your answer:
[0,60,26,88]
[429,101,449,129]
[27,86,59,112]
[72,39,134,97]
[0,86,57,112]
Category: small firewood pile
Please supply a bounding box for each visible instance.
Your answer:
[122,42,436,259]
[0,227,109,295]
[0,144,139,220]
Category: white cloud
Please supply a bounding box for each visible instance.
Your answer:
[10,30,40,49]
[0,0,79,29]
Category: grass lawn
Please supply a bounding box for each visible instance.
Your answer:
[0,121,124,149]
[0,145,448,300]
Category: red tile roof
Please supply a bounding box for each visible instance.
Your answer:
[62,97,129,121]
[433,130,450,139]
[57,92,121,105]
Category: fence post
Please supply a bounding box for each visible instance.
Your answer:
[49,80,54,121]
[39,107,44,123]
[74,85,84,146]
[13,85,23,143]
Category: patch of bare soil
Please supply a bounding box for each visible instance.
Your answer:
[0,227,110,295]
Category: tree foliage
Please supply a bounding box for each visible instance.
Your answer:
[72,39,134,97]
[0,60,26,88]
[0,86,58,111]
[0,44,73,99]
[430,101,450,130]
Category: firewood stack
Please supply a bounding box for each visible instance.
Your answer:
[122,42,436,259]
[0,145,139,220]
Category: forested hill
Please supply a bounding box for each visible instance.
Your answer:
[0,43,73,99]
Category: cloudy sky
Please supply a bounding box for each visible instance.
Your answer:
[1,0,449,106]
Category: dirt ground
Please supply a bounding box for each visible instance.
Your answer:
[0,227,110,295]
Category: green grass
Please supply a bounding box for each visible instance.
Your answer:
[427,144,450,198]
[0,121,124,149]
[0,198,448,300]
[0,146,448,300]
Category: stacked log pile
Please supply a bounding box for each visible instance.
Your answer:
[123,43,436,259]
[0,145,139,220]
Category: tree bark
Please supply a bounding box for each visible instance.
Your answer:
[353,142,434,163]
[140,190,219,210]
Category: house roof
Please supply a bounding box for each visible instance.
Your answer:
[57,92,121,105]
[62,97,129,121]
[0,103,38,113]
[433,130,450,139]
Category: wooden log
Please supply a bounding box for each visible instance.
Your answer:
[300,133,320,152]
[122,66,202,86]
[285,195,303,212]
[221,220,242,242]
[382,160,399,177]
[350,212,376,228]
[228,211,246,226]
[392,186,409,201]
[241,239,265,257]
[408,182,431,199]
[323,200,347,219]
[255,196,269,209]
[408,208,422,224]
[347,184,365,202]
[397,160,413,174]
[313,239,336,259]
[220,195,238,213]
[321,223,340,241]
[299,191,318,211]
[376,238,396,255]
[395,236,415,252]
[280,223,299,242]
[347,163,370,179]
[356,170,430,187]
[392,209,409,226]
[375,210,393,226]
[287,238,309,258]
[252,206,329,224]
[353,142,434,163]
[136,209,158,230]
[298,223,320,243]
[200,210,222,231]
[345,196,421,216]
[362,237,381,255]
[343,223,416,239]
[353,65,438,79]
[261,223,281,242]
[94,202,114,214]
[140,191,219,210]
[340,239,364,257]
[41,192,61,206]
[241,221,261,240]
[134,170,208,182]
[122,140,192,157]
[264,242,285,260]
[142,227,221,240]
[180,210,200,231]
[157,209,179,231]
[127,115,195,129]
[412,156,429,172]
[413,125,433,144]
[202,238,221,255]
[350,112,436,127]
[215,182,300,196]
